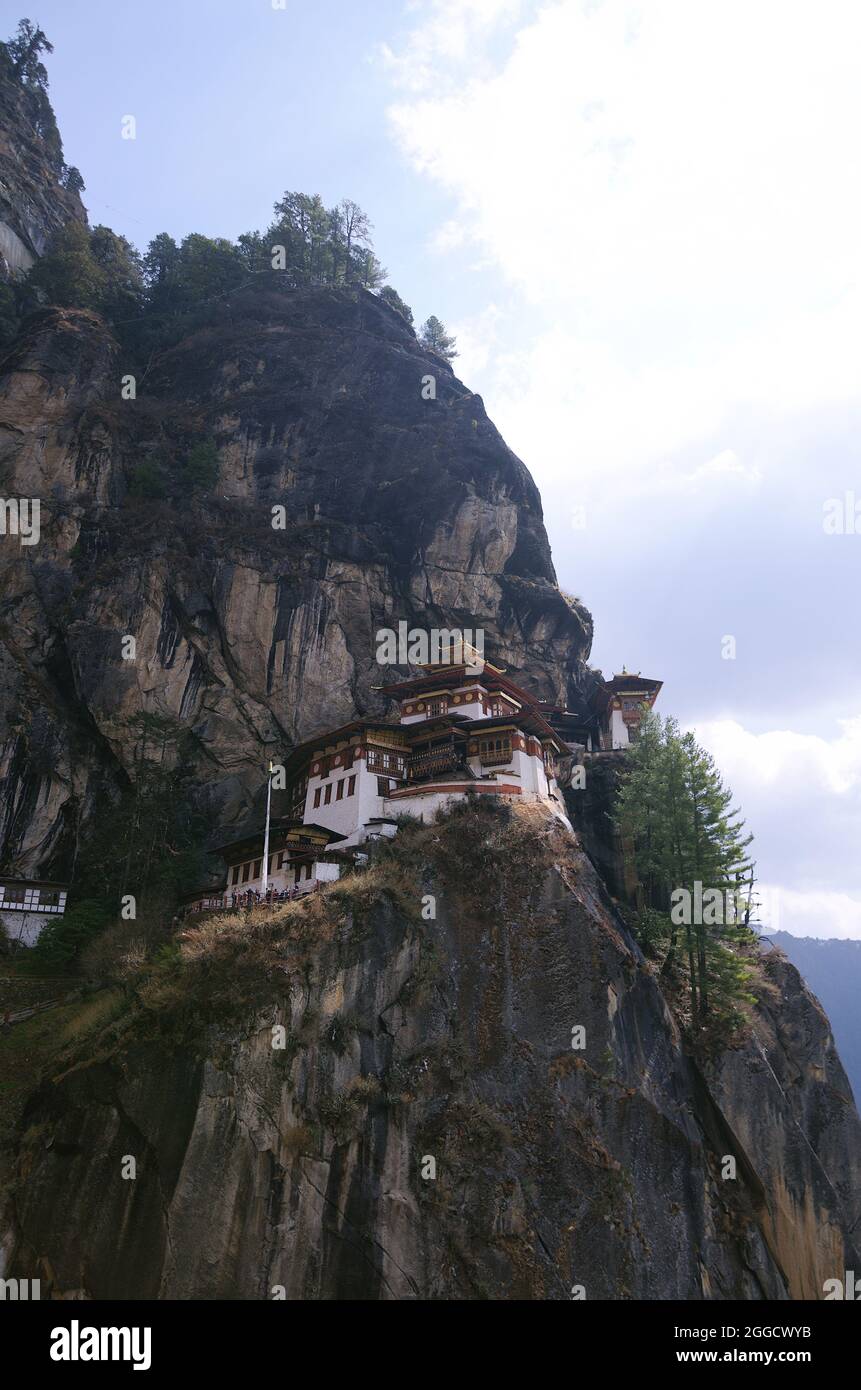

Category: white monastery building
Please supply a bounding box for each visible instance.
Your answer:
[602,671,662,750]
[182,655,663,911]
[3,657,661,933]
[189,654,590,911]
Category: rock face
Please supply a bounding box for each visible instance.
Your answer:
[0,46,85,277]
[6,808,859,1300]
[2,60,859,1306]
[766,933,861,1108]
[0,290,595,876]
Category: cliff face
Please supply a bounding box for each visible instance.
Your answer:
[5,807,859,1300]
[0,46,85,277]
[0,291,595,876]
[2,62,859,1307]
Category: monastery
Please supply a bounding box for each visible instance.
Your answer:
[183,656,662,913]
[0,657,661,935]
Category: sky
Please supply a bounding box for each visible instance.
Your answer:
[10,0,861,938]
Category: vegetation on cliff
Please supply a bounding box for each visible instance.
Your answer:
[615,711,760,1038]
[0,20,70,177]
[0,21,460,369]
[21,713,209,975]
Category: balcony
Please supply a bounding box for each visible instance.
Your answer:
[367,752,405,777]
[479,749,512,768]
[407,745,460,781]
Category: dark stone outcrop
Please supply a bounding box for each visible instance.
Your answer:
[0,291,594,875]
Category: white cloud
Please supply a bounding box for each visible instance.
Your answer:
[682,449,760,490]
[387,0,861,489]
[383,1,861,940]
[693,716,861,798]
[691,716,861,938]
[760,886,861,940]
[451,301,505,372]
[380,0,525,93]
[430,218,468,254]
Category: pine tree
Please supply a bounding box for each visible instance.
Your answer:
[7,18,52,88]
[419,315,457,360]
[379,285,414,325]
[615,711,758,1034]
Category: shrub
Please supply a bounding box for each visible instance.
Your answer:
[22,899,113,974]
[78,920,150,984]
[183,440,220,490]
[127,458,167,499]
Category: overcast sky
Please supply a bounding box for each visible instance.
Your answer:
[20,0,861,937]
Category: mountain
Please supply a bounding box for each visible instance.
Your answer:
[0,287,597,876]
[1,31,859,1302]
[766,933,861,1107]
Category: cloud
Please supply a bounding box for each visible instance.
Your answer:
[760,886,861,941]
[387,0,861,489]
[693,717,861,798]
[383,0,861,940]
[430,218,468,254]
[681,450,760,490]
[692,716,861,938]
[379,0,525,93]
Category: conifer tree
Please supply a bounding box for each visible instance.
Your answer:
[379,285,414,325]
[419,315,457,360]
[615,711,758,1033]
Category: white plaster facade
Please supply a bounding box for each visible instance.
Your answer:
[217,854,339,904]
[610,707,630,750]
[298,730,408,847]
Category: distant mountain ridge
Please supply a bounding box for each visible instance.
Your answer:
[767,932,861,1106]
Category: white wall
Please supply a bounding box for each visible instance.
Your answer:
[222,856,340,899]
[383,786,479,823]
[0,885,68,947]
[0,909,53,948]
[304,761,392,846]
[610,709,630,749]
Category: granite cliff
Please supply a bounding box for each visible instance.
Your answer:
[0,289,596,877]
[1,37,859,1304]
[0,41,84,278]
[4,806,860,1300]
